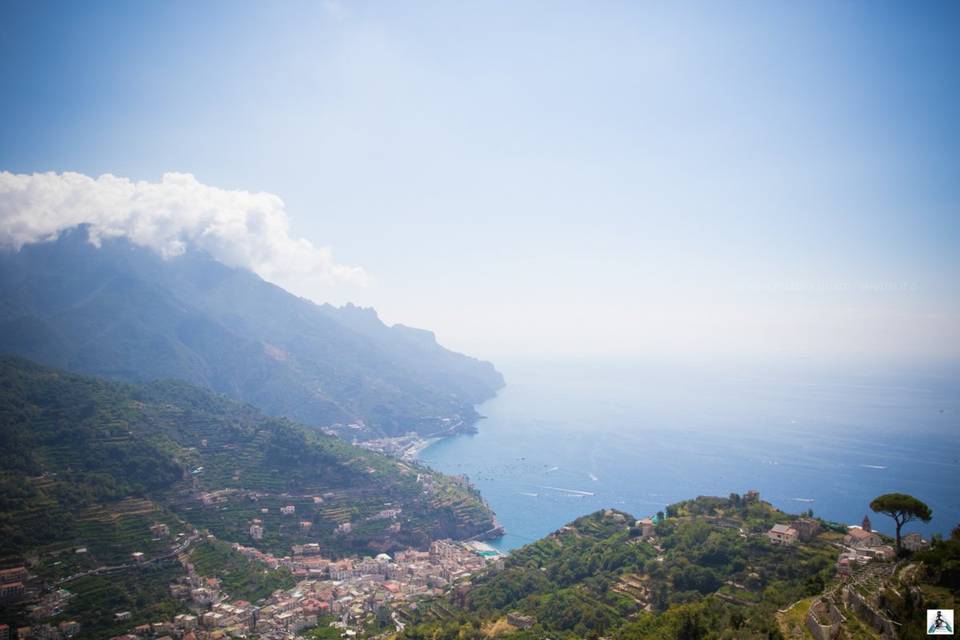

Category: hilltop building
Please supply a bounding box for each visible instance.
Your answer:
[792,518,821,542]
[767,524,799,545]
[844,527,883,548]
[636,518,655,538]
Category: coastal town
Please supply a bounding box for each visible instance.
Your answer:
[1,534,502,640]
[2,7,956,640]
[0,490,935,640]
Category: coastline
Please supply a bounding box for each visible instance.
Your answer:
[401,436,442,461]
[355,409,487,462]
[355,400,511,547]
[354,433,443,462]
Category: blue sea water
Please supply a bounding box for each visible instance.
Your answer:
[420,358,960,551]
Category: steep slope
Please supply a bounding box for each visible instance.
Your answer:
[0,226,504,437]
[0,356,497,564]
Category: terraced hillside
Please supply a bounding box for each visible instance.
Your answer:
[0,356,497,566]
[398,495,957,640]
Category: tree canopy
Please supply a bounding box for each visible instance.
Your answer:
[870,493,932,554]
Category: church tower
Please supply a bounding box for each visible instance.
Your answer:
[862,514,872,532]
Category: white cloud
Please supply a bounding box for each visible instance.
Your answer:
[0,171,367,288]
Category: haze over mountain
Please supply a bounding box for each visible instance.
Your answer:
[0,226,503,437]
[4,4,959,362]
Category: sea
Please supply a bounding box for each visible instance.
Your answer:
[420,357,960,551]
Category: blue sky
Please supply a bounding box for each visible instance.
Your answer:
[1,1,958,361]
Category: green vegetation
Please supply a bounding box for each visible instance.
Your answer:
[399,497,842,640]
[55,564,186,639]
[0,356,497,632]
[4,352,956,640]
[775,596,814,637]
[0,232,503,437]
[187,539,295,601]
[306,617,343,640]
[400,495,959,640]
[914,524,960,592]
[0,356,496,560]
[869,492,933,555]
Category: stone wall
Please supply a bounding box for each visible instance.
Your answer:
[805,597,845,640]
[843,585,897,639]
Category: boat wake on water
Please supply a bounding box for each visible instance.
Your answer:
[536,485,596,496]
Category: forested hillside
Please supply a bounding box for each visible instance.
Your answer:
[0,356,497,564]
[0,228,504,437]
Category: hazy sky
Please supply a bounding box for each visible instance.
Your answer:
[1,1,958,362]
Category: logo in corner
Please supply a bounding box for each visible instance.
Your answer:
[928,610,955,635]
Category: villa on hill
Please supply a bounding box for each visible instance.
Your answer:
[636,518,656,538]
[791,517,821,541]
[766,524,799,545]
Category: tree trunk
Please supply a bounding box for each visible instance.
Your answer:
[895,519,903,555]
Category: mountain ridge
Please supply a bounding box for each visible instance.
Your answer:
[0,226,504,438]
